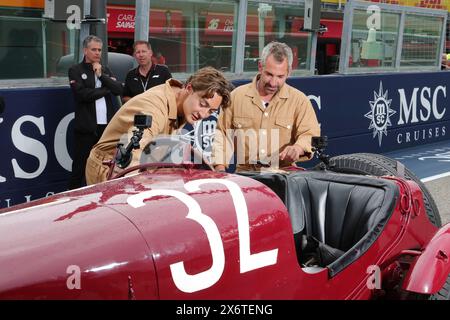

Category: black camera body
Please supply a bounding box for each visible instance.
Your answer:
[312,136,327,151]
[134,114,152,129]
[311,136,333,170]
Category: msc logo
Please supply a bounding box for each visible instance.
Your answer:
[193,112,218,156]
[179,113,218,161]
[365,82,396,146]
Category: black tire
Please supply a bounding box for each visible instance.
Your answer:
[429,275,450,300]
[315,153,442,227]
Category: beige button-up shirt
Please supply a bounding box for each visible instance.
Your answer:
[212,75,320,171]
[86,79,183,184]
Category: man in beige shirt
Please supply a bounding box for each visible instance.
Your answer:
[212,41,320,172]
[86,67,233,184]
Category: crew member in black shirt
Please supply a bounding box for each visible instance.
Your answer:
[122,41,172,103]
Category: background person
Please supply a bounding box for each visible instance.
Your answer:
[154,51,166,65]
[86,67,233,185]
[122,41,172,103]
[212,41,320,172]
[442,53,450,70]
[68,35,123,189]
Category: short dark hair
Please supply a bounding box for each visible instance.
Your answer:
[133,41,152,52]
[185,67,234,109]
[83,35,102,49]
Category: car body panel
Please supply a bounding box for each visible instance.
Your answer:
[0,187,158,299]
[100,169,388,299]
[103,170,301,299]
[0,168,444,299]
[403,222,450,294]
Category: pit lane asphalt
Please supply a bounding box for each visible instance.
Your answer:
[423,177,450,224]
[384,140,450,225]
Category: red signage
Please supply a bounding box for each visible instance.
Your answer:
[204,13,234,35]
[414,0,447,9]
[319,19,343,39]
[107,7,183,35]
[204,13,273,36]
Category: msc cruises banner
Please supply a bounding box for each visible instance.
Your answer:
[1,71,449,208]
[288,72,450,156]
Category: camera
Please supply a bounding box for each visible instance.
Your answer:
[311,136,327,151]
[134,114,152,129]
[311,136,333,170]
[115,115,153,169]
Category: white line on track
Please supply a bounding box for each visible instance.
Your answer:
[421,172,450,183]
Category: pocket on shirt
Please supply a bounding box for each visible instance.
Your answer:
[275,117,293,130]
[274,117,293,145]
[233,117,253,129]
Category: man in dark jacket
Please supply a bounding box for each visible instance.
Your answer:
[68,35,123,189]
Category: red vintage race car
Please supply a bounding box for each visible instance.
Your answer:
[0,132,449,300]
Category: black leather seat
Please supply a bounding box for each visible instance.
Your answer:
[244,170,399,276]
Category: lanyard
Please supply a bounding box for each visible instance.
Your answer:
[140,76,149,92]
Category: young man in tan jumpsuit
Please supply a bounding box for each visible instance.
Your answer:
[212,41,320,172]
[86,67,233,184]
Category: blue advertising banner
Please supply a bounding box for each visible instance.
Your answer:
[1,71,450,208]
[288,72,450,156]
[236,71,450,156]
[0,87,75,208]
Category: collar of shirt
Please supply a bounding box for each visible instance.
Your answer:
[81,59,96,76]
[95,76,102,88]
[81,57,91,67]
[135,63,156,79]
